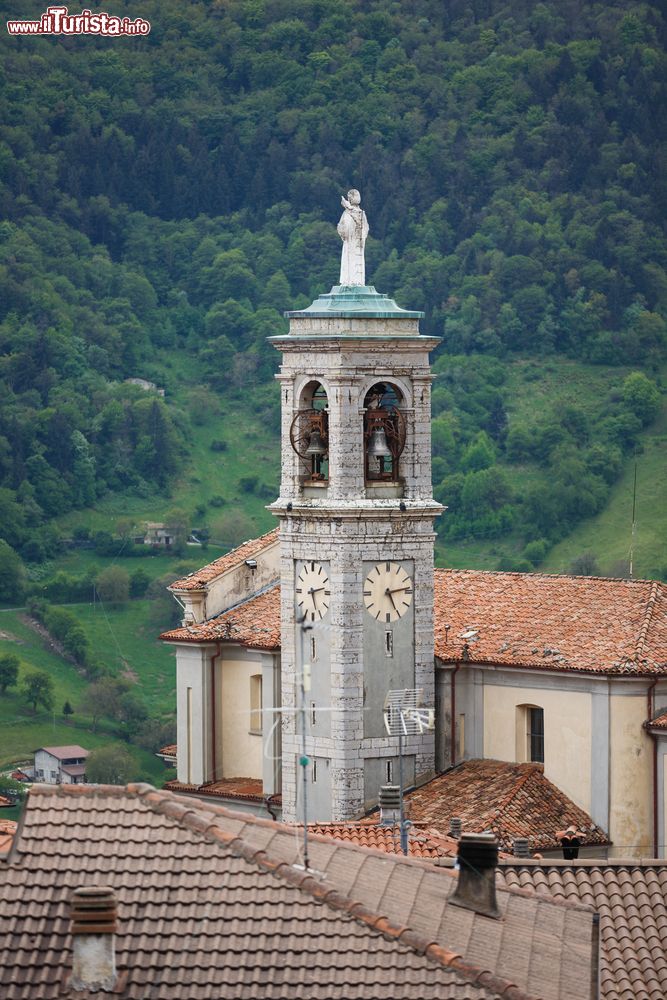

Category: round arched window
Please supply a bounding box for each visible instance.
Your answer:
[289,381,329,485]
[363,383,406,483]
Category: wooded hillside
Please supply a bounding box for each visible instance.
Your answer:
[1,0,665,582]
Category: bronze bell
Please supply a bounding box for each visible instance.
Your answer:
[305,428,327,456]
[367,426,392,458]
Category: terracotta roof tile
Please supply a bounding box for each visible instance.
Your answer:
[498,860,667,1000]
[169,528,279,591]
[0,783,597,1000]
[434,570,667,675]
[157,743,177,756]
[160,583,281,647]
[0,819,17,854]
[164,777,270,803]
[405,760,608,853]
[647,712,667,730]
[294,822,461,859]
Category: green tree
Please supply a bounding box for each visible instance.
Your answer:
[62,699,74,722]
[621,372,661,426]
[460,431,496,472]
[86,744,134,785]
[21,669,54,712]
[95,565,130,604]
[81,678,125,732]
[0,540,26,602]
[0,653,20,694]
[130,568,151,597]
[570,552,600,577]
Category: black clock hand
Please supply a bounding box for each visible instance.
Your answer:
[385,588,398,611]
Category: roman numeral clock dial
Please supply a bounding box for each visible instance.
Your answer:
[296,562,330,622]
[363,562,413,623]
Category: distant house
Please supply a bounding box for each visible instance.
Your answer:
[124,377,165,397]
[143,522,173,547]
[33,746,89,785]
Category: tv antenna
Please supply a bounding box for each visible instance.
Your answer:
[383,688,435,855]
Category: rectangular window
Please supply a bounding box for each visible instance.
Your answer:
[310,635,316,661]
[312,759,317,783]
[385,629,393,657]
[386,760,393,783]
[310,702,316,726]
[249,674,262,734]
[529,707,544,763]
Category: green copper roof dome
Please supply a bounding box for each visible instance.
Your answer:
[285,285,424,320]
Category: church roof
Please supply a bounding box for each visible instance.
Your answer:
[162,548,667,676]
[433,569,667,676]
[168,528,279,591]
[160,583,281,648]
[405,760,608,854]
[0,782,597,1000]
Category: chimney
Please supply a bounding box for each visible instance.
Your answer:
[69,886,118,992]
[513,837,531,858]
[379,784,401,826]
[449,816,462,839]
[450,833,501,919]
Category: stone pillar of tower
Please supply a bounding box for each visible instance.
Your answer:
[270,278,441,823]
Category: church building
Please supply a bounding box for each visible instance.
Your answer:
[161,193,667,854]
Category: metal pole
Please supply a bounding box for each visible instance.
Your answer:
[398,711,407,855]
[298,618,311,871]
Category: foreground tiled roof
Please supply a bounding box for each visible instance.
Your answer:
[647,712,667,730]
[498,860,667,1000]
[296,822,461,859]
[405,760,608,853]
[157,743,177,757]
[434,570,667,675]
[160,584,281,648]
[169,528,279,591]
[0,783,598,1000]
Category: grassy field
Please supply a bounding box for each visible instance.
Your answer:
[0,610,90,722]
[544,408,667,579]
[0,604,174,778]
[0,713,168,785]
[74,599,177,717]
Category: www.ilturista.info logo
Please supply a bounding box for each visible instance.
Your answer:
[7,6,150,35]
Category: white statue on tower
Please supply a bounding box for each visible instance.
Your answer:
[337,188,369,286]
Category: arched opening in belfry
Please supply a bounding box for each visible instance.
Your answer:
[363,382,406,484]
[289,380,329,486]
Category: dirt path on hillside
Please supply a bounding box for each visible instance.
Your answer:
[19,614,77,666]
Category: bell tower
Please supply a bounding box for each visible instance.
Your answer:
[270,194,441,823]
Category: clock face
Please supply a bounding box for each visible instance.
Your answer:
[363,562,413,623]
[296,561,330,621]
